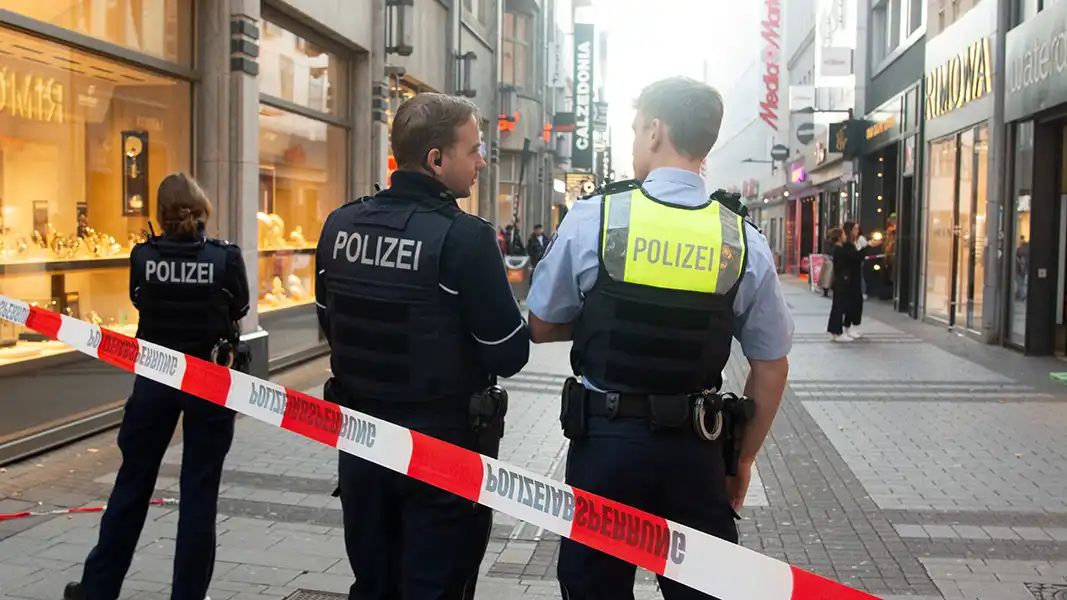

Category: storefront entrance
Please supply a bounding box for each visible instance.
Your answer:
[924,124,990,332]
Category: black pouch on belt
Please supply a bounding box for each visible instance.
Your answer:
[648,394,690,432]
[560,377,588,441]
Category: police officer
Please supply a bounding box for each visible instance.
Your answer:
[315,92,530,600]
[527,76,794,599]
[66,173,251,600]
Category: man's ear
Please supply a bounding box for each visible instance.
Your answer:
[425,148,443,174]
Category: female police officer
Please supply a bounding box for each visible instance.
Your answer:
[65,173,250,600]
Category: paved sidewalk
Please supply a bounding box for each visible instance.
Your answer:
[4,277,1067,599]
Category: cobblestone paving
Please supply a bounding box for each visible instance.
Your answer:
[5,279,1067,599]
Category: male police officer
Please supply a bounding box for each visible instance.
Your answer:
[527,76,794,599]
[315,93,530,600]
[66,173,250,600]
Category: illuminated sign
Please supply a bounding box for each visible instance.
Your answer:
[572,23,595,170]
[0,67,64,124]
[789,162,806,184]
[866,114,897,140]
[925,37,994,120]
[759,0,783,131]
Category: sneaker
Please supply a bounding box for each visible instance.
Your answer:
[63,582,84,600]
[846,327,864,339]
[831,333,854,343]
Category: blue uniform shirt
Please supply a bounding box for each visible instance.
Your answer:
[527,167,794,390]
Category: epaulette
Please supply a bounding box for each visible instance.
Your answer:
[343,195,374,207]
[581,179,640,200]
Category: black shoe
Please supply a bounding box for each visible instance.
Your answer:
[63,582,84,600]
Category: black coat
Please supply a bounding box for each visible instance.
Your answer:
[831,242,870,293]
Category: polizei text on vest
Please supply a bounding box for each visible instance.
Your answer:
[333,231,424,271]
[145,260,216,284]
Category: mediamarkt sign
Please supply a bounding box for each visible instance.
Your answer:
[572,23,595,172]
[760,0,783,131]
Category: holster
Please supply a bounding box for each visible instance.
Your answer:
[470,385,508,459]
[721,395,756,477]
[559,377,587,441]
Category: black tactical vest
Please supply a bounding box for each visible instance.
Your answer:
[321,195,482,406]
[133,236,233,360]
[571,186,749,394]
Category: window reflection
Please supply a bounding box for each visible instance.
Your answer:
[4,0,193,66]
[259,20,348,116]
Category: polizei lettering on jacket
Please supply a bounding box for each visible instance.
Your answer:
[333,231,423,271]
[632,237,717,271]
[760,0,782,131]
[145,260,215,284]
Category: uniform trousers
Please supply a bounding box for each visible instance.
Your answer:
[338,410,492,600]
[557,417,738,600]
[79,376,236,600]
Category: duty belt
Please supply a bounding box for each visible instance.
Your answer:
[585,391,684,419]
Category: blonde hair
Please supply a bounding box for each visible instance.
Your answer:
[157,173,212,238]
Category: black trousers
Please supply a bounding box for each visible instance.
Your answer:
[827,288,849,335]
[844,287,864,328]
[338,414,491,600]
[80,377,236,600]
[557,417,738,600]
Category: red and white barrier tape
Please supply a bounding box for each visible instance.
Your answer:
[0,295,880,600]
[0,498,178,522]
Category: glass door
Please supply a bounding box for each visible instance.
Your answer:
[923,124,988,329]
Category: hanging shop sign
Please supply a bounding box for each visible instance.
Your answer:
[572,23,595,171]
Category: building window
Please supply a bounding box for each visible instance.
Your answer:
[6,0,194,66]
[1015,0,1060,26]
[257,19,351,361]
[259,22,348,117]
[871,0,923,66]
[463,0,486,24]
[502,12,532,90]
[0,25,191,368]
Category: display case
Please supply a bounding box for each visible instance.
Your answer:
[257,17,351,366]
[0,24,191,462]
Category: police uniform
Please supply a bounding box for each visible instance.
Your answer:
[69,231,250,600]
[527,167,794,599]
[315,170,529,600]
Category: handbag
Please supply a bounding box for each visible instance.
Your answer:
[818,257,834,290]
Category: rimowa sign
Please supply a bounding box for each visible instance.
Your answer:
[760,0,783,131]
[572,23,595,172]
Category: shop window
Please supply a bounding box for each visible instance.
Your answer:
[502,12,532,90]
[4,0,193,66]
[256,105,347,314]
[259,19,348,117]
[925,137,957,322]
[463,0,487,24]
[1009,122,1034,347]
[0,26,191,369]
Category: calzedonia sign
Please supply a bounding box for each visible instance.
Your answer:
[925,37,994,120]
[759,0,782,132]
[1005,0,1067,121]
[571,23,595,172]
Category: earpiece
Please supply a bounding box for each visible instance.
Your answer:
[434,152,443,167]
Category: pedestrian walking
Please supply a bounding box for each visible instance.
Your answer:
[65,173,251,600]
[314,92,530,600]
[526,76,794,599]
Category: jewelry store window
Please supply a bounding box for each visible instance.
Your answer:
[258,17,351,365]
[0,25,191,455]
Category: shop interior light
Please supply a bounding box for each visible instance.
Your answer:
[877,208,883,213]
[872,231,883,241]
[877,172,883,177]
[873,264,882,271]
[840,192,847,197]
[764,198,769,203]
[877,195,883,200]
[783,191,790,197]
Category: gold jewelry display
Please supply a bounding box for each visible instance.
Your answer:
[50,233,81,259]
[290,227,308,248]
[287,274,307,301]
[257,212,289,248]
[80,227,122,258]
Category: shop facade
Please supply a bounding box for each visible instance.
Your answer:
[1003,0,1067,355]
[0,0,379,463]
[858,84,924,313]
[918,0,998,338]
